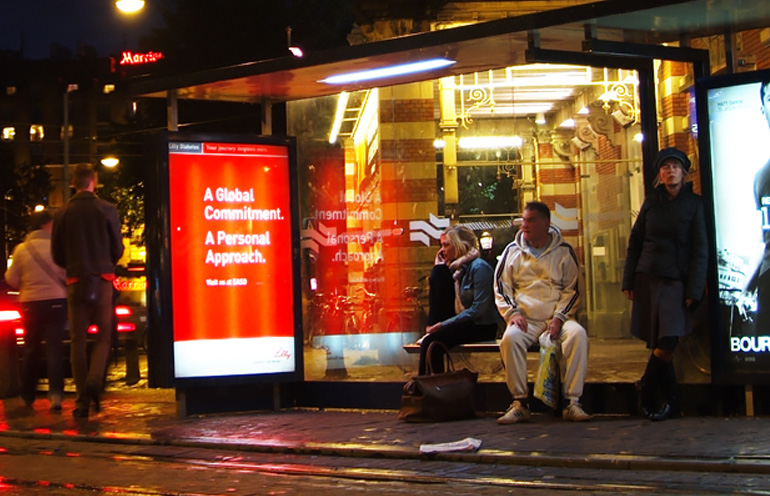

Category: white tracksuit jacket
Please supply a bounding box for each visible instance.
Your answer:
[494,226,587,402]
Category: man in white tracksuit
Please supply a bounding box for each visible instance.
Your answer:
[494,201,590,424]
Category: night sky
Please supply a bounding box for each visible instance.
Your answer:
[0,0,173,59]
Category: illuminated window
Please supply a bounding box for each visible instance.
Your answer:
[2,127,15,141]
[103,84,115,94]
[60,125,74,140]
[30,125,44,141]
[5,87,16,95]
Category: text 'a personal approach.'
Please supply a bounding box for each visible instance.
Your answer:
[202,187,283,278]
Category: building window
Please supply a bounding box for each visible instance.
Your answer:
[60,124,74,140]
[97,103,111,123]
[2,127,15,141]
[30,124,45,141]
[5,87,16,96]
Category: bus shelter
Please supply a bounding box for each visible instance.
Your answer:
[127,0,770,415]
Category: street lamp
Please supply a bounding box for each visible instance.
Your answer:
[3,189,12,270]
[101,156,120,168]
[116,0,145,14]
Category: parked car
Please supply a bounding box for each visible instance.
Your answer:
[113,263,148,351]
[1,263,148,389]
[0,280,23,397]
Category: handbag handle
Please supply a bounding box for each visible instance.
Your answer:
[425,341,456,375]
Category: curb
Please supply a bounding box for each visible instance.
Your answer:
[3,429,770,475]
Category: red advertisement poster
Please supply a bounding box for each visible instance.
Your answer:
[168,140,296,378]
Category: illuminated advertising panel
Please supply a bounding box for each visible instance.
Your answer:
[165,133,301,383]
[699,69,770,380]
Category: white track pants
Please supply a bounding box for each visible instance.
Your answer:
[499,319,588,402]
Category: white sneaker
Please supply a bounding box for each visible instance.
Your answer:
[497,400,531,424]
[563,402,592,421]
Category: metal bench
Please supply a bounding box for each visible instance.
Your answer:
[403,339,539,354]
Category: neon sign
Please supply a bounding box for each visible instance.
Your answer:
[120,51,164,65]
[113,277,147,292]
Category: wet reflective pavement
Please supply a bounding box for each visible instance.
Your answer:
[2,382,770,478]
[0,346,769,495]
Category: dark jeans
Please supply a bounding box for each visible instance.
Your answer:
[418,264,498,375]
[20,299,67,402]
[67,278,113,409]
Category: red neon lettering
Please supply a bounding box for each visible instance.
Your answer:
[120,51,165,66]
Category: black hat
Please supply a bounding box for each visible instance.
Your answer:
[654,147,690,172]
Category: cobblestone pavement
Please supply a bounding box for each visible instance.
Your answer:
[0,350,768,494]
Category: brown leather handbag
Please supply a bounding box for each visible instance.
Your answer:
[398,342,478,422]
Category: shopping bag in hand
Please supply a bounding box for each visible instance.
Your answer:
[534,335,560,409]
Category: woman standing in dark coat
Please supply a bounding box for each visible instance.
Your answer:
[621,147,708,421]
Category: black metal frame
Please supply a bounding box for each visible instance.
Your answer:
[146,131,303,389]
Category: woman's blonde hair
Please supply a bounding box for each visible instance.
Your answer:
[442,225,478,258]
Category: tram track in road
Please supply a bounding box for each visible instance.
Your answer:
[2,435,770,495]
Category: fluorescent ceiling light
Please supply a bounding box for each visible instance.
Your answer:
[458,136,523,149]
[328,91,349,144]
[321,58,456,85]
[559,118,576,128]
[535,113,546,125]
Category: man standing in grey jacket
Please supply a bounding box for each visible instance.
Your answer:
[52,163,123,418]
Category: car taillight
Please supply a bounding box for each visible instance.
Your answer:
[117,322,136,332]
[88,325,98,334]
[0,310,22,322]
[115,305,132,317]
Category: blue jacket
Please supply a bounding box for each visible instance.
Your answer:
[443,257,501,327]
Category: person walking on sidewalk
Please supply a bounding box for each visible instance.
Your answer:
[52,163,124,418]
[418,225,501,375]
[622,147,708,421]
[5,209,67,411]
[494,202,590,424]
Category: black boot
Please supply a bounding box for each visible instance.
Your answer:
[637,353,665,418]
[650,360,680,421]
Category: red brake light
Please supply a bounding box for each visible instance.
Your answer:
[15,327,25,337]
[116,322,136,332]
[0,310,22,322]
[87,325,98,334]
[115,305,132,317]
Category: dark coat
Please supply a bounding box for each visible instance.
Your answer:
[51,191,124,277]
[621,183,708,302]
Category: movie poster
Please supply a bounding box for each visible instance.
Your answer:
[708,78,770,370]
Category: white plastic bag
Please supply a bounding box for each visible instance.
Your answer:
[534,335,560,409]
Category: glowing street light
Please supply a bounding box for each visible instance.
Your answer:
[116,0,145,14]
[101,156,120,168]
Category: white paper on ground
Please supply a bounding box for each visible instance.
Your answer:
[419,437,482,454]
